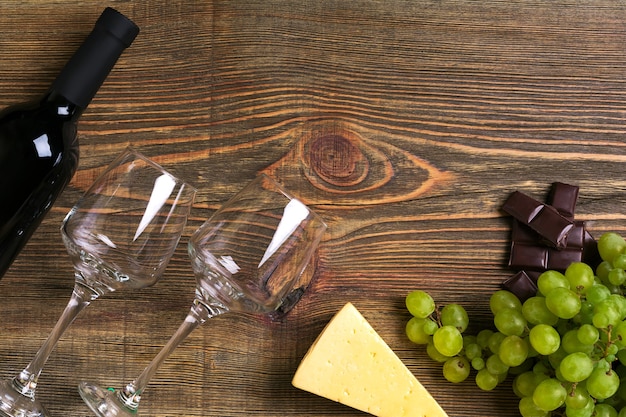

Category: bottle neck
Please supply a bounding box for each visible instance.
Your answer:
[50,8,139,109]
[42,90,84,121]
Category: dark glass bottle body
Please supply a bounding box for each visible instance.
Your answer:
[0,92,81,278]
[0,7,139,281]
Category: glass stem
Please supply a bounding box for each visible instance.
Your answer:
[118,300,227,412]
[13,282,98,398]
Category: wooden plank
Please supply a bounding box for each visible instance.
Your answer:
[1,0,626,415]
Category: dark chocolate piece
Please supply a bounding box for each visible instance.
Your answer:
[526,270,541,282]
[566,221,585,248]
[502,271,538,302]
[547,182,579,220]
[511,220,540,243]
[547,247,584,271]
[503,191,544,224]
[503,191,574,248]
[509,241,548,270]
[512,220,585,249]
[509,241,583,272]
[583,229,601,268]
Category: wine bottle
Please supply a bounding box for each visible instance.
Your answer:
[0,8,140,280]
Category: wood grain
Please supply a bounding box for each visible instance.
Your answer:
[1,0,626,416]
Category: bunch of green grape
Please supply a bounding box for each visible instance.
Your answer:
[405,232,626,417]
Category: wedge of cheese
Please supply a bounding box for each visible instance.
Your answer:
[292,302,448,417]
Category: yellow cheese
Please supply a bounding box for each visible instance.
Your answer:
[292,302,448,417]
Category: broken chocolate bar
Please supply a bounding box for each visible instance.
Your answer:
[502,191,574,249]
[502,182,599,301]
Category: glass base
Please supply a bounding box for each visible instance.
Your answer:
[78,382,136,417]
[0,379,49,417]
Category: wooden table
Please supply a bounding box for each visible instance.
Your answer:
[1,1,626,416]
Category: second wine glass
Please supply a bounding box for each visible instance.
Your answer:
[79,174,327,416]
[0,148,196,417]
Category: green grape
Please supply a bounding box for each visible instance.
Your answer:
[440,303,469,332]
[497,370,508,383]
[577,324,599,345]
[565,383,591,410]
[512,380,525,399]
[565,262,595,295]
[598,232,626,263]
[465,343,482,360]
[586,283,612,305]
[561,329,594,355]
[576,300,594,325]
[426,341,449,362]
[514,371,542,398]
[405,317,431,344]
[586,367,620,400]
[593,312,612,329]
[405,290,436,318]
[442,356,470,383]
[490,289,522,314]
[597,261,614,284]
[606,282,623,294]
[607,343,619,356]
[548,346,568,370]
[615,254,626,269]
[494,307,527,336]
[559,352,594,382]
[509,357,534,375]
[499,335,529,367]
[522,296,559,326]
[593,298,622,329]
[610,293,626,318]
[594,403,619,417]
[463,334,477,347]
[519,396,550,417]
[619,407,626,417]
[532,377,567,411]
[422,318,438,335]
[475,368,499,391]
[525,337,539,358]
[471,357,485,370]
[617,348,626,365]
[596,358,611,372]
[609,268,626,286]
[486,353,509,375]
[537,270,570,296]
[545,287,582,319]
[556,318,571,335]
[433,325,463,357]
[487,331,506,354]
[533,360,552,377]
[565,397,595,417]
[616,375,626,400]
[529,324,561,355]
[476,329,494,349]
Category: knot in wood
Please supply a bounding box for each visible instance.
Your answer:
[309,133,368,187]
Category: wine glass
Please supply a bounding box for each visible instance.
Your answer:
[78,173,327,416]
[0,148,197,417]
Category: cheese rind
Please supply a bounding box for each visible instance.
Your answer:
[292,302,448,417]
